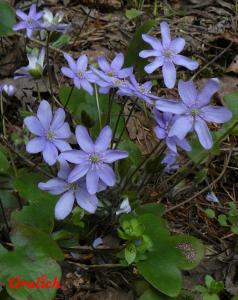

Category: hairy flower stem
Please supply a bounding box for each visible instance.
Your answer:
[106,89,115,126]
[114,98,139,149]
[0,197,10,237]
[94,84,102,129]
[35,81,41,101]
[64,85,74,109]
[111,98,128,147]
[46,31,54,107]
[0,94,6,136]
[120,141,163,192]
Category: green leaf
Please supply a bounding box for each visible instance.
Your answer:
[139,289,171,300]
[0,150,9,173]
[205,209,216,219]
[13,169,57,204]
[124,19,156,76]
[125,243,137,264]
[0,1,16,36]
[0,249,61,300]
[137,252,182,297]
[171,235,204,271]
[126,8,143,20]
[217,214,228,226]
[11,224,64,260]
[136,203,165,217]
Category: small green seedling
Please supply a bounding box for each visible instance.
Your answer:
[205,201,238,234]
[196,275,224,300]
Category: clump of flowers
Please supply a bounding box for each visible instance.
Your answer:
[157,79,232,149]
[13,4,44,38]
[38,159,105,219]
[60,125,128,194]
[139,21,199,88]
[24,100,72,165]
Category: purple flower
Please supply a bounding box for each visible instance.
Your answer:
[13,4,44,38]
[154,109,191,153]
[14,47,45,79]
[90,53,133,94]
[39,159,103,219]
[24,100,72,166]
[41,9,69,32]
[116,198,131,215]
[139,21,199,88]
[92,237,103,248]
[0,84,15,97]
[60,125,128,194]
[162,150,179,173]
[118,75,159,104]
[91,66,130,94]
[156,79,232,149]
[61,53,97,95]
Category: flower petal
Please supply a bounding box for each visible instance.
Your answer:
[29,4,36,16]
[75,188,98,213]
[51,108,65,130]
[42,142,58,165]
[156,99,187,114]
[16,9,27,20]
[76,54,88,73]
[162,61,176,88]
[80,79,94,95]
[145,56,164,74]
[61,67,75,79]
[178,80,197,107]
[54,123,71,139]
[38,178,68,195]
[103,150,128,163]
[168,115,193,139]
[94,126,112,152]
[200,105,232,123]
[37,100,52,130]
[194,117,213,149]
[13,21,26,31]
[64,53,77,72]
[57,158,71,180]
[26,137,46,153]
[154,126,166,140]
[97,164,116,187]
[24,116,44,136]
[26,28,33,38]
[75,125,94,153]
[173,55,199,70]
[197,78,220,107]
[175,137,191,152]
[53,140,71,152]
[111,53,124,71]
[98,56,110,72]
[68,163,90,183]
[74,77,82,89]
[86,170,99,195]
[117,67,133,79]
[60,150,88,164]
[170,38,185,54]
[160,21,171,48]
[139,50,161,58]
[142,34,163,50]
[55,191,75,220]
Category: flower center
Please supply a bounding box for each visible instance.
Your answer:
[69,182,78,191]
[89,154,100,163]
[191,108,199,116]
[112,78,125,87]
[77,71,84,78]
[108,70,114,76]
[164,50,172,58]
[46,131,54,140]
[27,18,34,25]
